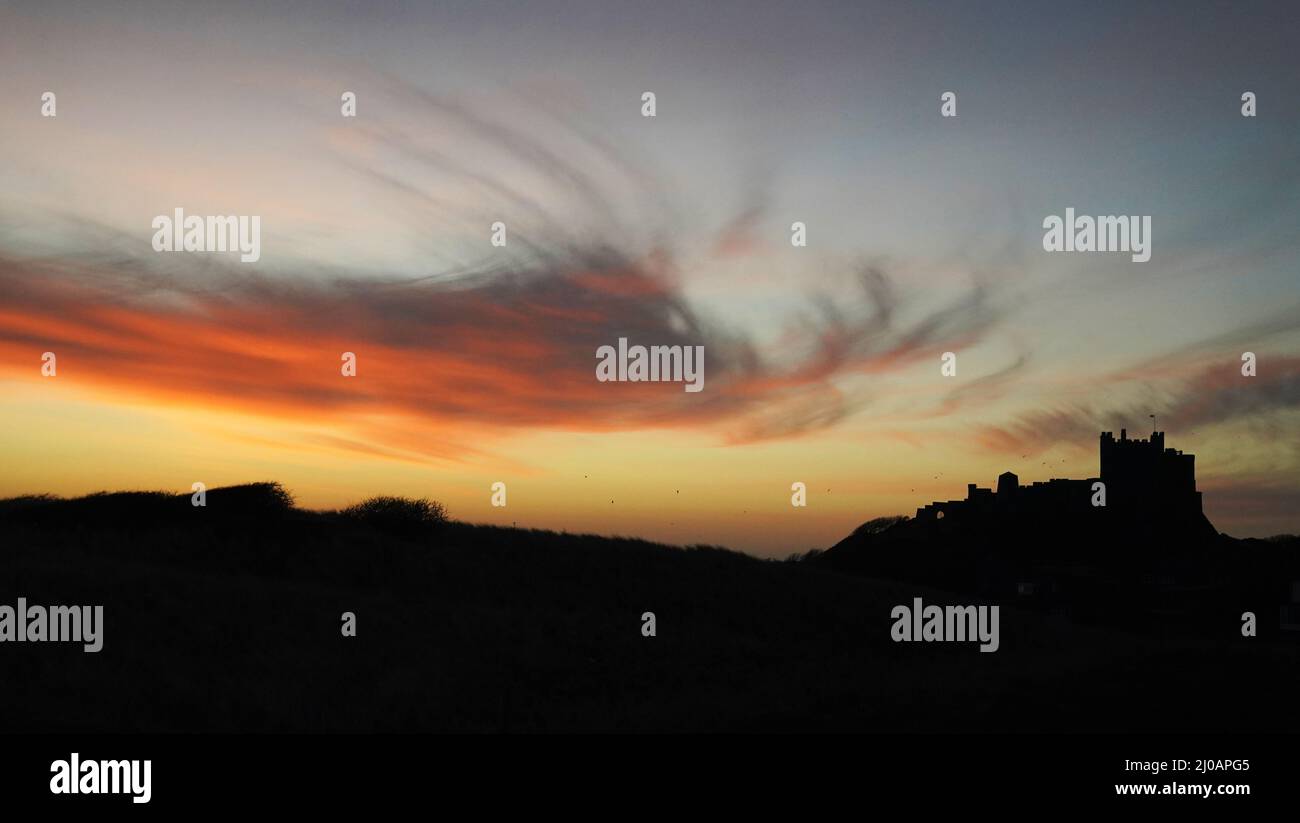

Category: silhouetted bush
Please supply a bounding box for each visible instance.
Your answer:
[203,482,295,516]
[0,494,60,516]
[783,548,824,563]
[4,490,180,526]
[340,496,447,533]
[851,515,908,537]
[0,484,298,527]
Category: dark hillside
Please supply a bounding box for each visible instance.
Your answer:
[1,485,1297,732]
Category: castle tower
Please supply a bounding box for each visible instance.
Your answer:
[997,471,1018,498]
[1098,429,1200,515]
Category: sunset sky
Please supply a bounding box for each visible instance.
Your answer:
[1,0,1298,554]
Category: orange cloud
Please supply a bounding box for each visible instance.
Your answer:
[0,242,1005,459]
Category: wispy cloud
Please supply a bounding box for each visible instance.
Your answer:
[974,341,1300,457]
[0,83,1015,460]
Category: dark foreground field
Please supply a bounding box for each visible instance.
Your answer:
[1,485,1297,732]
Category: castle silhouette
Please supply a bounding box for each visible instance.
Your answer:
[915,430,1210,531]
[812,417,1300,643]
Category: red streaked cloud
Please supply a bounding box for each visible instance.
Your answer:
[0,242,1006,459]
